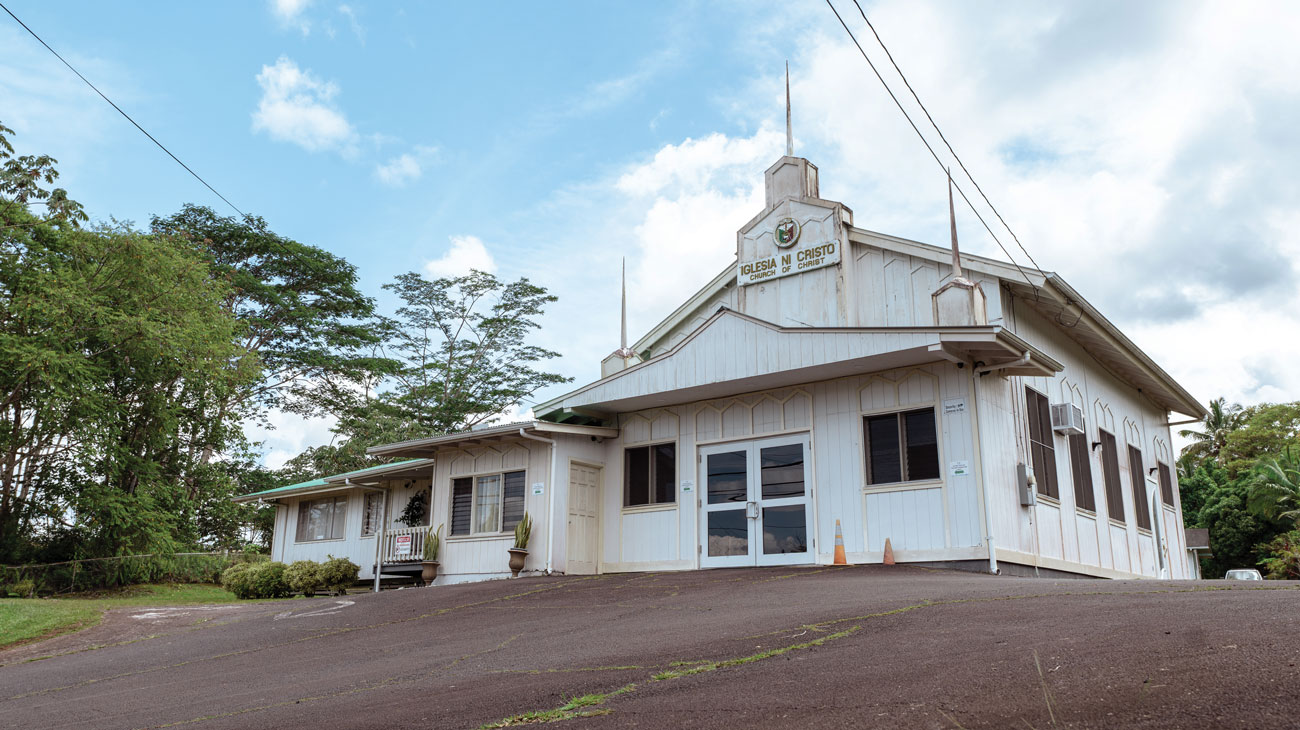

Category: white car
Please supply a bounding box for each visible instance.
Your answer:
[1224,568,1263,581]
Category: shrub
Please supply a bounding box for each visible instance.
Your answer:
[318,555,360,596]
[284,561,322,597]
[1259,530,1300,580]
[222,561,292,599]
[1,580,35,598]
[247,561,292,599]
[221,562,254,598]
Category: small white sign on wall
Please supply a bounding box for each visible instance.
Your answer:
[531,482,545,496]
[943,398,967,417]
[680,479,695,493]
[394,534,412,555]
[949,460,970,477]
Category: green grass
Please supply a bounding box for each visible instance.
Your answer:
[0,583,266,650]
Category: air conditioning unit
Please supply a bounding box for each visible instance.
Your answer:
[1050,403,1085,435]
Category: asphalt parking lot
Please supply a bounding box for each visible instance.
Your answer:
[2,566,1297,729]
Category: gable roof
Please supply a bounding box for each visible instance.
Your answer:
[623,224,1205,420]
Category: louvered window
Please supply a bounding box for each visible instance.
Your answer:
[1099,430,1125,523]
[1128,445,1152,530]
[1025,388,1059,499]
[1158,462,1174,507]
[451,471,526,536]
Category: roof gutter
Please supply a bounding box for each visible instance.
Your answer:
[517,428,558,575]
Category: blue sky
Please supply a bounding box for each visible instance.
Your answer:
[4,0,1300,465]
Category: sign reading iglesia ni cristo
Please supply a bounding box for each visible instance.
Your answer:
[737,234,840,286]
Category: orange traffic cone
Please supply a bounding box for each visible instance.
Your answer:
[833,519,847,565]
[882,537,896,565]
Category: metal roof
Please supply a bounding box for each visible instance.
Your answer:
[231,459,435,503]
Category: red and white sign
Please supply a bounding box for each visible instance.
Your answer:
[395,534,412,555]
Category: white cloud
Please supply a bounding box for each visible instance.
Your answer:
[245,410,337,471]
[338,4,365,44]
[270,0,314,35]
[424,235,497,277]
[374,145,439,187]
[251,56,356,153]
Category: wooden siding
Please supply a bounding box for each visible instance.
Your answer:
[425,438,552,584]
[993,298,1190,578]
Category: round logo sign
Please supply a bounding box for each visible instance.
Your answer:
[774,218,801,248]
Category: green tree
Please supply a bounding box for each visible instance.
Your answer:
[1249,448,1300,527]
[377,270,571,436]
[1189,463,1282,578]
[149,205,393,470]
[1220,402,1300,477]
[1178,397,1242,465]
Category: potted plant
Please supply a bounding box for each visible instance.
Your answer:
[507,512,531,577]
[421,524,442,585]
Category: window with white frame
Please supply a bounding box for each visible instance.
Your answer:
[450,471,526,536]
[624,443,676,507]
[863,408,940,485]
[296,496,348,541]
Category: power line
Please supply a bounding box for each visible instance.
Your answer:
[822,0,1038,293]
[0,1,247,219]
[850,0,1044,274]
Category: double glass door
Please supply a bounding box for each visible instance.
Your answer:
[699,434,812,568]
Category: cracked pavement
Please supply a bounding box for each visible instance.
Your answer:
[1,566,1297,729]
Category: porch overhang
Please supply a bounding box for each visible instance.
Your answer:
[231,458,436,504]
[536,308,1061,418]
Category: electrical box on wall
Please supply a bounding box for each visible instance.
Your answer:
[1017,462,1036,506]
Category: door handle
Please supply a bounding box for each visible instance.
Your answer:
[746,502,759,520]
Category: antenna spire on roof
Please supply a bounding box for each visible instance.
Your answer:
[612,257,635,360]
[620,257,628,352]
[785,61,794,157]
[947,167,964,280]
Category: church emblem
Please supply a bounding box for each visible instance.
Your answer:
[774,218,801,248]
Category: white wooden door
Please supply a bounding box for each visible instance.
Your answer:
[566,463,601,575]
[699,434,812,568]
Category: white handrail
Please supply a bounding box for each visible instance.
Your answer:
[381,526,427,563]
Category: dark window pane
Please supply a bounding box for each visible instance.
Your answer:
[296,502,310,542]
[653,444,676,504]
[451,478,473,535]
[625,446,650,506]
[707,509,748,556]
[1100,431,1124,522]
[707,450,747,504]
[502,471,526,531]
[1128,445,1151,530]
[866,414,902,484]
[761,444,805,498]
[1025,389,1058,498]
[1069,433,1096,512]
[762,505,807,554]
[903,409,939,481]
[1158,463,1174,506]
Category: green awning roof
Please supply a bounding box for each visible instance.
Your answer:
[232,459,433,503]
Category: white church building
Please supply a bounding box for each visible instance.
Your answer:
[237,134,1207,583]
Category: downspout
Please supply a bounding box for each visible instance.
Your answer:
[968,367,998,575]
[345,479,388,593]
[518,428,558,575]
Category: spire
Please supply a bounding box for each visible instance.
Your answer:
[785,61,793,157]
[947,167,964,280]
[612,257,636,360]
[620,257,628,353]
